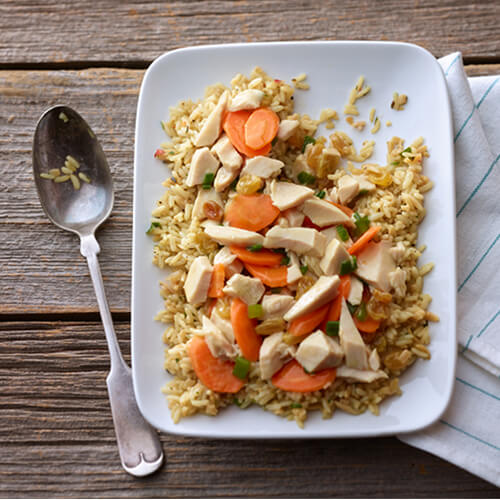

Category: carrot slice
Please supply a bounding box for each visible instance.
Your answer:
[244,263,288,287]
[208,263,225,298]
[289,304,329,337]
[353,315,381,333]
[188,336,245,393]
[230,298,262,362]
[302,216,323,231]
[321,275,351,330]
[225,193,280,232]
[223,110,272,158]
[328,201,354,217]
[348,226,381,255]
[244,108,280,150]
[271,360,336,393]
[229,245,283,267]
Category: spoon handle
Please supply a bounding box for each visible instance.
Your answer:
[80,234,164,477]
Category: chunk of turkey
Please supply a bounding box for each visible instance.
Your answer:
[277,119,300,141]
[213,246,243,279]
[213,165,239,192]
[201,315,237,360]
[241,156,284,179]
[355,240,396,292]
[339,298,368,370]
[295,330,344,372]
[228,89,264,111]
[320,238,350,276]
[301,198,353,227]
[186,147,220,187]
[222,273,265,305]
[284,276,340,322]
[270,180,314,211]
[337,175,360,205]
[259,332,295,380]
[192,188,223,220]
[261,294,294,320]
[204,225,264,247]
[184,256,213,305]
[347,276,364,306]
[336,365,388,383]
[211,134,242,170]
[195,91,229,148]
[264,226,326,258]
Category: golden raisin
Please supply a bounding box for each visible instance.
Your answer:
[215,297,231,319]
[203,201,223,221]
[236,174,263,195]
[255,318,286,336]
[295,275,316,299]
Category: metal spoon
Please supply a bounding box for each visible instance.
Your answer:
[32,105,164,477]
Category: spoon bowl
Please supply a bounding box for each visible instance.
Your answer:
[33,105,114,236]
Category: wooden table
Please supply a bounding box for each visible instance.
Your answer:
[1,1,499,497]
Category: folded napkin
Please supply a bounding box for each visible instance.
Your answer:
[399,53,500,487]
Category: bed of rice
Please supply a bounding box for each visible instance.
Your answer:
[149,67,437,427]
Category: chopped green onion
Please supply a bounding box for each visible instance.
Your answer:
[347,302,357,315]
[248,244,263,252]
[400,146,411,156]
[270,287,282,294]
[353,211,370,235]
[272,248,287,254]
[340,256,357,275]
[229,177,238,190]
[302,135,316,153]
[281,255,290,265]
[326,321,339,336]
[202,172,215,190]
[336,225,349,242]
[290,402,303,408]
[233,398,242,407]
[391,160,400,166]
[248,304,263,319]
[315,190,326,199]
[271,137,278,146]
[300,265,308,275]
[232,356,251,379]
[146,221,161,234]
[355,302,367,321]
[358,189,368,196]
[297,171,316,185]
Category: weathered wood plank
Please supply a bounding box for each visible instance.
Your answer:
[0,320,497,497]
[1,63,499,314]
[465,63,500,77]
[0,0,499,65]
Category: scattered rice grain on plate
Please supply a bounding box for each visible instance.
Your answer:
[391,92,408,111]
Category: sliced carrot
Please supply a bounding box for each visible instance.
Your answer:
[320,275,351,330]
[230,298,262,362]
[206,298,216,317]
[353,315,381,333]
[223,110,272,158]
[229,245,283,267]
[328,201,354,217]
[244,263,288,288]
[225,193,280,232]
[207,263,225,298]
[348,226,381,255]
[289,304,329,337]
[188,336,245,393]
[271,360,336,393]
[244,108,280,150]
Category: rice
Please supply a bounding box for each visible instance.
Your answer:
[152,67,437,427]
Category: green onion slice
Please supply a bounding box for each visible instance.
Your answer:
[297,171,316,185]
[146,221,161,234]
[232,356,251,380]
[336,225,349,242]
[302,135,316,153]
[248,304,263,319]
[300,265,308,275]
[355,302,367,321]
[202,172,215,190]
[326,321,339,336]
[315,190,326,199]
[248,244,263,252]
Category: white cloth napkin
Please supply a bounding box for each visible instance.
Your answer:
[399,53,500,487]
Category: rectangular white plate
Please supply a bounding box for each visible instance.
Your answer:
[132,41,456,438]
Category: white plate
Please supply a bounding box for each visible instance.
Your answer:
[132,41,456,438]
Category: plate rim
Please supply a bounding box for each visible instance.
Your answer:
[131,40,457,438]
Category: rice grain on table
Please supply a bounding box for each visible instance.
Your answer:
[151,67,436,427]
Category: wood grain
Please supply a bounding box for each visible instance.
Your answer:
[0,320,497,498]
[0,0,499,65]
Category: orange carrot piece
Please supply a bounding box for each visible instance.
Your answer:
[328,201,354,217]
[244,108,280,150]
[223,110,272,158]
[244,263,288,288]
[225,193,280,232]
[353,315,381,333]
[208,263,225,298]
[271,360,336,393]
[320,275,351,330]
[188,336,245,393]
[229,245,283,267]
[302,215,323,231]
[230,298,262,362]
[289,304,329,337]
[348,226,381,255]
